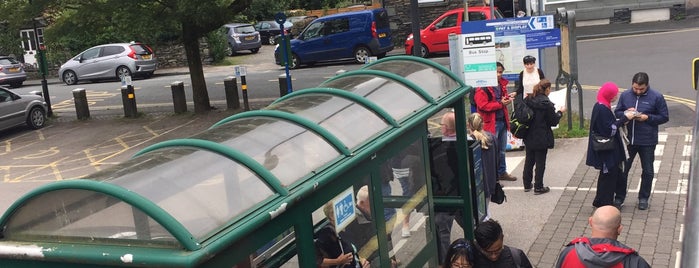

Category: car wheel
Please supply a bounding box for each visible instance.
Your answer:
[251,48,259,53]
[62,70,78,85]
[354,46,371,63]
[26,106,46,129]
[116,66,132,81]
[269,36,277,46]
[289,54,300,69]
[420,45,429,58]
[9,82,22,88]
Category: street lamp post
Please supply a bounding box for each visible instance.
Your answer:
[32,17,52,117]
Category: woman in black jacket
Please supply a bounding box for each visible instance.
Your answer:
[522,79,563,194]
[586,82,634,208]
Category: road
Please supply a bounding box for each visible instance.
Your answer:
[12,27,698,129]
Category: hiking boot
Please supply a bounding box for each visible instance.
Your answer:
[638,199,649,210]
[534,186,550,195]
[499,172,518,181]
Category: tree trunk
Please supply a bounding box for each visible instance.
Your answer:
[182,22,211,114]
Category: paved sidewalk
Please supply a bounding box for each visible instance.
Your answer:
[523,127,691,267]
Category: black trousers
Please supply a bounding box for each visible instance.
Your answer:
[523,147,548,189]
[594,164,622,207]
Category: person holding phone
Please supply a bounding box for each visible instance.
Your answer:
[613,72,669,210]
[474,62,518,182]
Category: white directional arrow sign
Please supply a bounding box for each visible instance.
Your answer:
[528,15,555,30]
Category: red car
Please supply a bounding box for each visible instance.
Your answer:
[405,6,503,57]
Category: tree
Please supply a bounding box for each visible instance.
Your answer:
[29,0,251,114]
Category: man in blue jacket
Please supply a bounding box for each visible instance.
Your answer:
[613,72,669,210]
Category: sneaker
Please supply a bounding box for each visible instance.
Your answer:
[534,186,550,195]
[499,172,518,181]
[524,188,532,192]
[401,227,411,238]
[638,199,649,210]
[613,198,624,210]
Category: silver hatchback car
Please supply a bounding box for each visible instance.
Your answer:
[0,56,27,88]
[58,42,157,85]
[0,86,47,131]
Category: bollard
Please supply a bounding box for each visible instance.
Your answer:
[278,74,292,97]
[72,88,90,120]
[120,85,138,118]
[223,76,241,110]
[241,75,250,111]
[170,81,187,114]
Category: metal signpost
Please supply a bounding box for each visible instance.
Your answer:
[554,7,582,130]
[275,12,293,94]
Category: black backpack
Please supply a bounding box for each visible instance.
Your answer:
[510,95,533,139]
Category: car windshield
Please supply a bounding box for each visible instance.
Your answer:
[234,25,257,34]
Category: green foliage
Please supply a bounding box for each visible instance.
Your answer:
[247,0,291,21]
[553,111,590,138]
[207,28,229,63]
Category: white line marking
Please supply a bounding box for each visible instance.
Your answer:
[686,134,693,143]
[683,145,692,157]
[654,160,661,174]
[681,161,690,174]
[655,145,664,156]
[659,133,668,142]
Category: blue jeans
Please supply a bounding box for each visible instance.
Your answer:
[616,144,656,201]
[495,120,508,176]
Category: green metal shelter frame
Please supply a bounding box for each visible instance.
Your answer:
[0,56,478,267]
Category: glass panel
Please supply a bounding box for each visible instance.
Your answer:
[3,189,179,248]
[195,117,341,187]
[268,94,390,149]
[320,75,428,121]
[90,148,276,240]
[313,177,382,267]
[365,60,460,99]
[380,139,431,266]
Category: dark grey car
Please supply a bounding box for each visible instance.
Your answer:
[254,21,292,45]
[0,86,47,131]
[223,23,262,56]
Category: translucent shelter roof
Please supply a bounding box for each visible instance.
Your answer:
[0,56,469,267]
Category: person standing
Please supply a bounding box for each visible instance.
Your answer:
[586,82,633,208]
[521,79,564,194]
[474,62,517,182]
[613,72,669,210]
[515,55,545,97]
[555,206,651,267]
[468,113,499,212]
[472,219,533,267]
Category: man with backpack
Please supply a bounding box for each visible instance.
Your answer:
[474,62,518,181]
[555,206,650,267]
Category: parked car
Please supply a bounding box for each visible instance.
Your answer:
[0,86,47,131]
[223,23,262,56]
[287,15,318,37]
[0,56,27,88]
[58,42,157,85]
[274,8,393,69]
[404,7,504,57]
[255,20,293,45]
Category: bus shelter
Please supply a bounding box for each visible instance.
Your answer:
[0,56,483,267]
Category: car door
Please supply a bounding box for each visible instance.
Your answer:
[0,88,24,130]
[294,20,329,63]
[319,17,353,60]
[424,12,460,54]
[93,45,126,79]
[73,47,103,79]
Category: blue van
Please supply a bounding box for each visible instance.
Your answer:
[275,8,394,69]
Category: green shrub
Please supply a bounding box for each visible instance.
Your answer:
[207,28,229,63]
